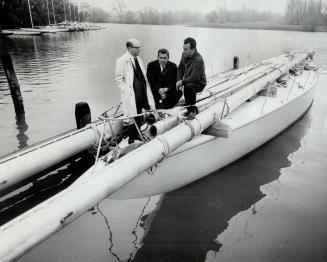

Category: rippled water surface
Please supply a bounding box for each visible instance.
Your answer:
[0,24,327,262]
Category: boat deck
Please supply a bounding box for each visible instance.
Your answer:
[225,70,316,130]
[172,69,317,157]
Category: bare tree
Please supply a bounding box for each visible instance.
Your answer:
[285,0,325,29]
[324,0,327,24]
[205,11,219,23]
[124,10,135,24]
[302,0,323,30]
[160,10,175,25]
[111,0,126,23]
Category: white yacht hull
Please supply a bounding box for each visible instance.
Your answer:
[111,71,317,199]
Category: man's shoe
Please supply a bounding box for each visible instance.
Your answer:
[185,105,198,120]
[186,110,196,120]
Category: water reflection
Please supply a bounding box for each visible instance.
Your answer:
[96,204,124,262]
[209,76,327,262]
[94,196,163,262]
[0,154,93,225]
[0,53,29,149]
[0,151,164,262]
[133,109,312,262]
[0,34,84,86]
[15,112,29,149]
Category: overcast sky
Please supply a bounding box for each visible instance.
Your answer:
[86,0,287,14]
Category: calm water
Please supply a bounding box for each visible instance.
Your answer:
[0,24,327,261]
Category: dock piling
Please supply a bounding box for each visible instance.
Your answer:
[308,51,315,60]
[233,56,239,70]
[1,55,25,114]
[75,102,91,129]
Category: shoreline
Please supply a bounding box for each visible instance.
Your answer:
[96,21,327,33]
[191,22,327,33]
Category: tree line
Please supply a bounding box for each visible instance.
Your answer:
[108,0,280,25]
[108,0,327,30]
[285,0,327,30]
[1,0,327,31]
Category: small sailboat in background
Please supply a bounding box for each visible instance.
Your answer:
[3,0,101,35]
[20,0,70,33]
[0,28,13,37]
[2,29,45,36]
[3,0,45,35]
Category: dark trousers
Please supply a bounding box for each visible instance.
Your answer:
[127,116,144,144]
[157,90,183,109]
[184,83,205,112]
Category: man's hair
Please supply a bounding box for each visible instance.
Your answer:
[126,39,140,48]
[157,48,169,58]
[126,41,133,48]
[184,37,196,50]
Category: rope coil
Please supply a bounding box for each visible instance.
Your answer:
[184,117,203,141]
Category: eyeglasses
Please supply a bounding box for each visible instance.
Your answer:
[132,46,140,49]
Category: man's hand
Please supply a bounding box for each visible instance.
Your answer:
[176,80,183,91]
[176,80,183,88]
[158,88,168,95]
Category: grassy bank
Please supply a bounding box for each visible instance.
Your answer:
[192,21,327,32]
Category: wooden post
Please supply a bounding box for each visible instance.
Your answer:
[1,55,25,114]
[75,102,91,129]
[308,51,315,60]
[233,56,239,70]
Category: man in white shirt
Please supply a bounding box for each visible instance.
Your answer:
[115,39,155,143]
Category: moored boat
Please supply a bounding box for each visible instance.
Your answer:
[44,25,70,32]
[20,27,70,33]
[0,52,315,195]
[2,29,45,36]
[0,32,13,37]
[111,67,317,199]
[0,52,318,261]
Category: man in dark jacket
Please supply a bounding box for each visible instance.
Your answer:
[176,37,206,119]
[147,49,182,109]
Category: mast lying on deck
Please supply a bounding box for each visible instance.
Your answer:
[0,52,308,196]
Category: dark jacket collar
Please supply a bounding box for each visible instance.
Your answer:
[184,50,198,63]
[191,50,198,58]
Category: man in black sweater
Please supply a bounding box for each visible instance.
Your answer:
[147,49,182,109]
[176,37,206,119]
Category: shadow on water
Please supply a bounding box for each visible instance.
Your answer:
[133,109,313,262]
[0,154,94,226]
